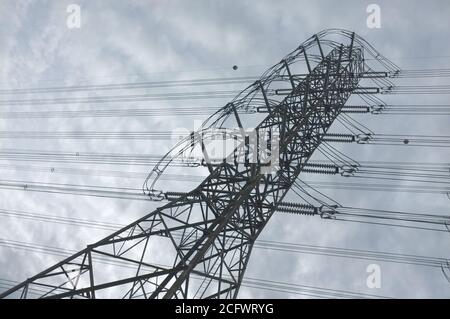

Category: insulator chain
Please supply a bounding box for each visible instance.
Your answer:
[277,201,317,210]
[275,207,318,216]
[341,105,371,114]
[303,162,360,176]
[303,163,339,175]
[322,133,373,144]
[164,191,189,201]
[322,133,356,143]
[276,202,339,219]
[276,202,318,216]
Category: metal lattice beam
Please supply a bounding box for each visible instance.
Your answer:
[0,29,395,299]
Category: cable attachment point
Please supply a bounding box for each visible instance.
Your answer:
[380,85,394,94]
[147,189,165,201]
[388,70,401,78]
[370,104,386,114]
[356,133,372,144]
[445,219,450,233]
[319,205,339,219]
[339,164,358,177]
[441,260,450,284]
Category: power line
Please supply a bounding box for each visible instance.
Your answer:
[2,29,448,300]
[0,239,390,299]
[0,76,256,95]
[0,208,446,269]
[0,90,239,106]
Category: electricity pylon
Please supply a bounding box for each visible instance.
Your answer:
[0,29,397,299]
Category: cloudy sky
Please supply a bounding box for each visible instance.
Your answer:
[0,0,449,298]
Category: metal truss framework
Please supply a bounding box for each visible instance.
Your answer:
[0,29,395,299]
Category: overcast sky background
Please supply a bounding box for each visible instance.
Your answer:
[0,0,449,298]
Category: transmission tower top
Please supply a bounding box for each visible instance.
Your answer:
[0,29,398,299]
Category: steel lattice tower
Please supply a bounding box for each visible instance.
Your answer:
[0,29,396,299]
